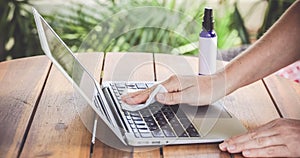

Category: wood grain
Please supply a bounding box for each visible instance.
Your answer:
[154,54,280,158]
[163,144,230,158]
[263,75,300,119]
[224,81,280,129]
[20,53,104,157]
[2,53,293,158]
[0,56,51,158]
[93,52,161,158]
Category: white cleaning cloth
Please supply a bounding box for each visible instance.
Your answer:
[121,84,167,111]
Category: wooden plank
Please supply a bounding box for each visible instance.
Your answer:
[154,54,280,158]
[133,149,161,158]
[263,75,300,119]
[163,144,230,158]
[224,81,280,129]
[0,56,51,158]
[93,52,161,158]
[20,53,104,157]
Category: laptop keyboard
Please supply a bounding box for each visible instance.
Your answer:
[110,82,200,138]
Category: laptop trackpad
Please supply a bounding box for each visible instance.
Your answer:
[180,102,231,136]
[194,104,231,118]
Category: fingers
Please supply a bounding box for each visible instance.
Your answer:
[122,92,150,104]
[122,75,196,105]
[219,118,299,157]
[122,75,182,105]
[241,145,289,157]
[223,135,283,154]
[219,120,279,151]
[121,87,155,104]
[225,124,277,145]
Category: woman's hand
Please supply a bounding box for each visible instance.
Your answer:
[122,74,226,106]
[219,118,300,157]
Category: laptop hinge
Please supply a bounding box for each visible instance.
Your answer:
[102,87,129,133]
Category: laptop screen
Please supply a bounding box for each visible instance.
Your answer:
[33,9,128,145]
[39,15,97,106]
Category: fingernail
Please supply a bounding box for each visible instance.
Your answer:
[156,93,164,101]
[243,150,250,156]
[219,142,227,150]
[228,145,235,151]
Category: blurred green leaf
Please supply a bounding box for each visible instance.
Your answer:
[257,0,294,39]
[229,2,250,45]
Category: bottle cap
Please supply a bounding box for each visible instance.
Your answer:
[202,7,214,31]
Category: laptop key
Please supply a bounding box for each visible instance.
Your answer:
[179,118,192,128]
[124,111,130,116]
[126,83,137,89]
[149,105,163,114]
[165,113,175,121]
[157,119,167,126]
[169,105,180,115]
[152,130,164,138]
[136,124,148,129]
[132,128,138,133]
[175,111,187,119]
[134,132,140,138]
[179,131,189,137]
[162,128,176,137]
[126,116,132,120]
[186,125,200,137]
[170,119,186,137]
[148,126,159,131]
[134,120,146,125]
[136,83,147,89]
[132,116,143,121]
[140,132,152,138]
[138,128,150,133]
[140,109,151,116]
[116,83,126,88]
[155,112,165,118]
[128,119,134,124]
[143,116,155,122]
[130,112,140,117]
[146,83,154,88]
[146,122,157,128]
[118,89,124,94]
[130,123,136,129]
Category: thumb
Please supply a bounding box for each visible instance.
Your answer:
[160,75,181,92]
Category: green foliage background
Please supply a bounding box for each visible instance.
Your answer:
[0,0,295,61]
[46,0,242,55]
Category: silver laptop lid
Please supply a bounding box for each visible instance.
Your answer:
[32,8,126,144]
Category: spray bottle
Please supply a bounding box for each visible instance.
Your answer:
[199,7,217,75]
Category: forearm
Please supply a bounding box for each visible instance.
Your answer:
[223,0,300,94]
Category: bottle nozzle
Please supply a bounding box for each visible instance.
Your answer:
[202,7,214,31]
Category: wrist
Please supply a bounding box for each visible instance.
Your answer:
[220,61,242,96]
[200,72,227,104]
[214,70,236,97]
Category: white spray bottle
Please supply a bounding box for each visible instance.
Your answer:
[199,7,217,75]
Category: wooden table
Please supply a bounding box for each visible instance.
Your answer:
[1,52,300,158]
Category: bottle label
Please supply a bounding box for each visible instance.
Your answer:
[199,37,217,75]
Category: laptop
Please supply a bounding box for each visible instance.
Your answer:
[32,8,247,146]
